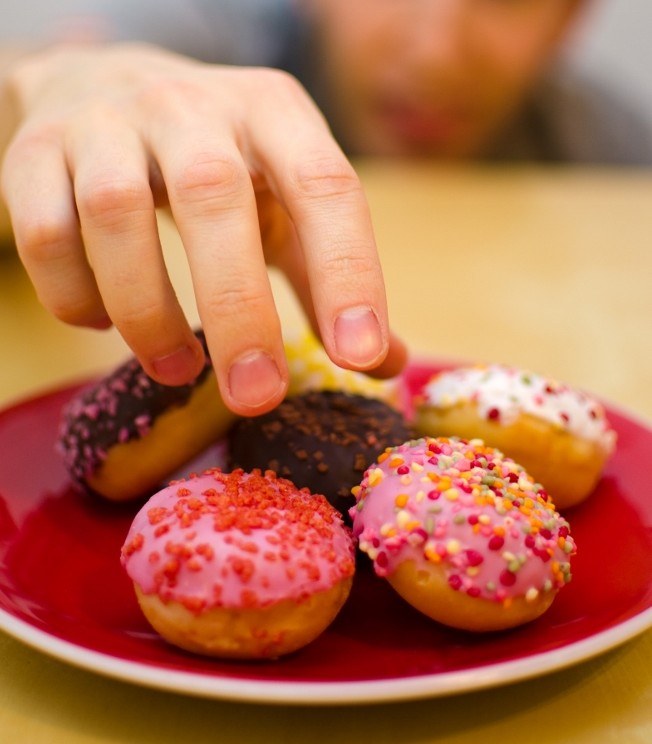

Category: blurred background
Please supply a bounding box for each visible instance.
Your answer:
[3,0,652,130]
[569,0,652,124]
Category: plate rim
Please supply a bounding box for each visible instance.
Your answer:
[0,366,651,705]
[1,603,650,705]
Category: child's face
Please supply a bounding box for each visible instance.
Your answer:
[307,0,584,157]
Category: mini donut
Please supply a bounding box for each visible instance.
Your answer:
[413,364,617,510]
[57,330,237,502]
[350,437,576,632]
[284,328,400,406]
[121,468,356,659]
[227,390,413,520]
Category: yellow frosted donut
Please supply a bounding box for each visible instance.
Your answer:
[284,328,400,406]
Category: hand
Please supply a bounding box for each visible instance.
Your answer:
[1,43,406,415]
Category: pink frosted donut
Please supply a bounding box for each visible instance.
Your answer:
[121,468,355,659]
[350,437,576,632]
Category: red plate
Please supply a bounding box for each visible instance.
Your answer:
[0,362,651,704]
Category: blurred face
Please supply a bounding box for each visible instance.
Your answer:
[304,0,585,157]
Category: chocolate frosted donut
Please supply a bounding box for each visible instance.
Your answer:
[227,390,413,518]
[57,330,236,501]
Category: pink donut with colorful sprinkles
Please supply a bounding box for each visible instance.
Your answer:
[122,468,356,658]
[350,437,576,632]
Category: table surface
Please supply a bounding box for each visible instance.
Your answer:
[0,162,650,743]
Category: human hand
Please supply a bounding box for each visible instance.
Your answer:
[1,43,406,415]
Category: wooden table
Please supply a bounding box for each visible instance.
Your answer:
[1,162,650,743]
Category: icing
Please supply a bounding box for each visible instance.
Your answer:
[285,329,398,403]
[227,390,412,519]
[122,468,355,612]
[422,364,616,452]
[57,329,213,483]
[350,437,575,604]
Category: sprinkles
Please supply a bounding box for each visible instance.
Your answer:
[350,437,576,604]
[420,364,616,451]
[121,468,356,612]
[57,329,214,487]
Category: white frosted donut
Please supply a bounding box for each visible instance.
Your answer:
[414,364,617,509]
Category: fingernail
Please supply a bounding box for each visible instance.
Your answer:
[334,306,384,367]
[228,351,284,409]
[151,345,200,384]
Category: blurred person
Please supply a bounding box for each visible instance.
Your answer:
[1,0,650,415]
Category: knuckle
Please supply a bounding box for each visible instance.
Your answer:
[139,76,202,115]
[289,154,361,202]
[47,295,101,327]
[110,297,162,334]
[171,151,246,208]
[202,283,269,322]
[318,242,379,280]
[15,217,75,265]
[255,67,304,97]
[77,177,152,227]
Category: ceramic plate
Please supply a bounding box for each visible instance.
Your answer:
[0,362,650,704]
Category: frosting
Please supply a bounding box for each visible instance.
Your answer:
[121,468,355,612]
[422,364,616,452]
[57,329,213,483]
[285,329,398,403]
[350,437,575,604]
[227,390,413,520]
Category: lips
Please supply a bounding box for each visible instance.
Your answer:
[376,98,473,149]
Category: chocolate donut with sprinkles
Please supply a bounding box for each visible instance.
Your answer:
[350,437,576,632]
[121,468,356,659]
[57,329,237,501]
[227,390,413,521]
[414,364,617,510]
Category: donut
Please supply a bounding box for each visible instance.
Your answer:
[284,328,400,406]
[413,364,617,509]
[57,330,236,502]
[227,390,413,520]
[350,437,576,632]
[120,468,356,659]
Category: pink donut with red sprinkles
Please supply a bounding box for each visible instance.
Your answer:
[121,468,356,658]
[350,437,576,632]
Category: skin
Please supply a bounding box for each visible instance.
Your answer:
[304,0,587,157]
[0,0,586,414]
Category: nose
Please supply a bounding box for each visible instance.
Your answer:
[401,0,468,71]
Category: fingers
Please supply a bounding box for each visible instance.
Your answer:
[3,57,403,418]
[67,112,205,385]
[270,209,408,381]
[1,130,110,329]
[145,112,288,415]
[245,71,392,373]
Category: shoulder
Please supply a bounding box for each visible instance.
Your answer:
[490,66,652,166]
